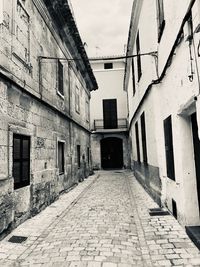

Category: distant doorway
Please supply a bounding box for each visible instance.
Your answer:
[101,137,123,169]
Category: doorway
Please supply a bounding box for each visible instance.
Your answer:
[191,112,200,212]
[103,99,118,129]
[101,137,123,169]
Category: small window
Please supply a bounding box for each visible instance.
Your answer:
[186,11,193,41]
[13,134,30,190]
[58,60,64,96]
[131,58,136,96]
[104,63,113,69]
[75,86,80,113]
[135,122,140,163]
[157,0,165,42]
[136,32,142,82]
[58,142,64,174]
[164,115,175,180]
[77,145,81,168]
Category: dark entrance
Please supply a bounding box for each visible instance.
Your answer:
[191,112,200,212]
[101,137,123,169]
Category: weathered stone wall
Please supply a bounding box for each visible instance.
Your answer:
[0,77,91,234]
[0,0,94,235]
[91,133,129,170]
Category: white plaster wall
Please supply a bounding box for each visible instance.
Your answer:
[130,90,158,167]
[90,60,128,128]
[158,0,193,74]
[156,37,200,225]
[127,0,200,226]
[127,0,158,123]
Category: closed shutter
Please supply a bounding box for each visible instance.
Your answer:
[135,122,141,162]
[58,142,64,174]
[141,112,148,164]
[164,116,175,180]
[103,99,118,129]
[13,134,30,189]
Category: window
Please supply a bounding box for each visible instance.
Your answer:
[13,134,30,189]
[75,86,80,113]
[86,100,89,122]
[186,11,193,41]
[135,122,140,162]
[87,147,90,164]
[141,112,148,164]
[104,63,113,69]
[164,115,175,180]
[157,0,165,42]
[136,32,142,81]
[58,142,64,174]
[172,199,177,219]
[13,0,30,64]
[58,60,64,96]
[77,145,81,168]
[131,58,136,96]
[103,99,118,129]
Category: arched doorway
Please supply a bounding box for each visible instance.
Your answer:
[101,137,123,169]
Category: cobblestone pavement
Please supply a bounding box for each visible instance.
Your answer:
[0,171,200,267]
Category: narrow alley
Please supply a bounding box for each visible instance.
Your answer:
[0,171,199,267]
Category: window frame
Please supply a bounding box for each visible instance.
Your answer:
[13,134,30,190]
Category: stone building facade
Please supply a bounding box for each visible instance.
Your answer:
[90,57,129,170]
[0,0,97,235]
[124,0,200,230]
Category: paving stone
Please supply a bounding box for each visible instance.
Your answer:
[0,171,199,266]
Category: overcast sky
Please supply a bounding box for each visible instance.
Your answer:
[70,0,133,57]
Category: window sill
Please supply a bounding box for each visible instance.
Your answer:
[14,182,30,190]
[57,90,64,99]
